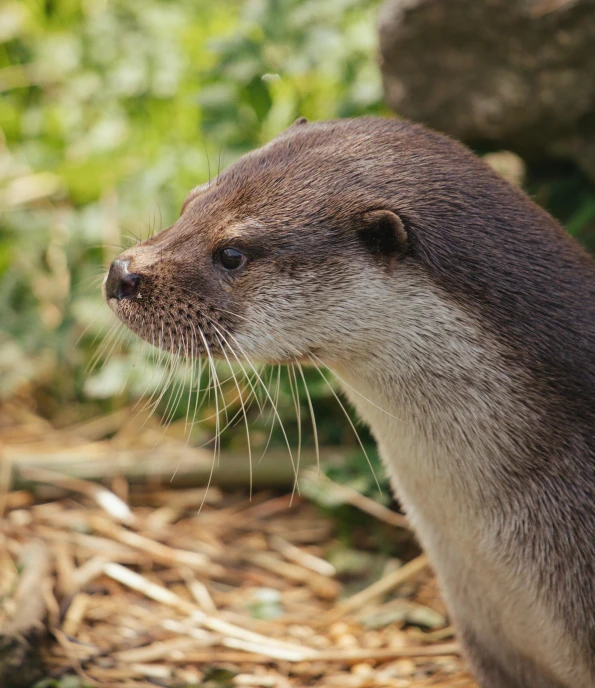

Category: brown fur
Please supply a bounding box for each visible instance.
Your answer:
[104,117,595,688]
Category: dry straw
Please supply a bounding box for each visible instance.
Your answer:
[0,400,476,687]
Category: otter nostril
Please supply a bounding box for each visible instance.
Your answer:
[119,273,142,299]
[105,259,142,301]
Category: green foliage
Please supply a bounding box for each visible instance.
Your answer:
[201,0,387,150]
[0,0,383,424]
[1,0,593,470]
[0,0,390,486]
[525,161,595,253]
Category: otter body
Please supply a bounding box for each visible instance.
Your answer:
[104,118,595,688]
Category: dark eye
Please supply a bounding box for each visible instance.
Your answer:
[217,247,246,271]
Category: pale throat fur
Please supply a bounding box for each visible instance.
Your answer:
[328,270,578,678]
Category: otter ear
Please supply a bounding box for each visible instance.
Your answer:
[356,210,408,260]
[291,117,308,127]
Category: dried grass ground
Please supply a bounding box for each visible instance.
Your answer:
[0,402,476,688]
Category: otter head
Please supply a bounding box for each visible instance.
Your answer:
[103,118,410,366]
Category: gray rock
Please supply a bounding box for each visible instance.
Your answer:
[378,0,595,180]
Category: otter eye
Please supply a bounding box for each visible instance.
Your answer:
[217,247,246,271]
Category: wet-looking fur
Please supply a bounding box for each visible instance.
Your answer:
[104,117,595,688]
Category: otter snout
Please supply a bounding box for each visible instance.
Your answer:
[105,259,142,301]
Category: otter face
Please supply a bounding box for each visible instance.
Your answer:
[103,119,408,365]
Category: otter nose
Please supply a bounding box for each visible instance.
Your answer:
[105,259,142,301]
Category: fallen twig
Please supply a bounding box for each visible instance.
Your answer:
[327,554,430,620]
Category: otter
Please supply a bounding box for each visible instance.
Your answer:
[103,117,595,688]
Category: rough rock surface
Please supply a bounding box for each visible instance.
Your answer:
[378,0,595,180]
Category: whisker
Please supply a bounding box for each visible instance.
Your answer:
[141,348,177,416]
[256,366,276,419]
[183,328,198,434]
[296,361,320,473]
[124,231,142,245]
[202,139,211,186]
[310,353,405,422]
[160,329,188,423]
[77,272,109,288]
[197,328,223,511]
[134,348,172,417]
[193,384,258,450]
[214,333,253,499]
[86,321,117,373]
[190,354,205,428]
[224,331,299,491]
[257,364,282,463]
[217,146,223,179]
[164,327,195,427]
[161,348,188,429]
[170,327,201,482]
[141,328,183,427]
[100,327,127,373]
[288,363,302,503]
[117,328,143,396]
[309,356,382,496]
[185,372,256,427]
[74,312,104,348]
[86,322,124,375]
[205,318,264,416]
[155,204,163,240]
[87,243,127,251]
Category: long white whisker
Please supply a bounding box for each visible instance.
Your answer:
[184,329,196,433]
[161,329,190,428]
[296,361,320,473]
[310,353,405,422]
[309,355,382,495]
[74,312,103,348]
[86,321,120,374]
[257,364,282,463]
[288,363,302,503]
[223,331,299,491]
[142,329,183,428]
[137,321,173,416]
[214,333,253,499]
[193,325,223,511]
[151,327,188,445]
[172,326,201,482]
[205,317,264,416]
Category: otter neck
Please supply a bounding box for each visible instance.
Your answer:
[325,274,539,513]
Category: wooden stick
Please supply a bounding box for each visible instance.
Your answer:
[91,516,219,574]
[303,468,410,529]
[174,642,460,665]
[326,554,429,620]
[18,465,134,525]
[269,534,336,577]
[10,448,321,489]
